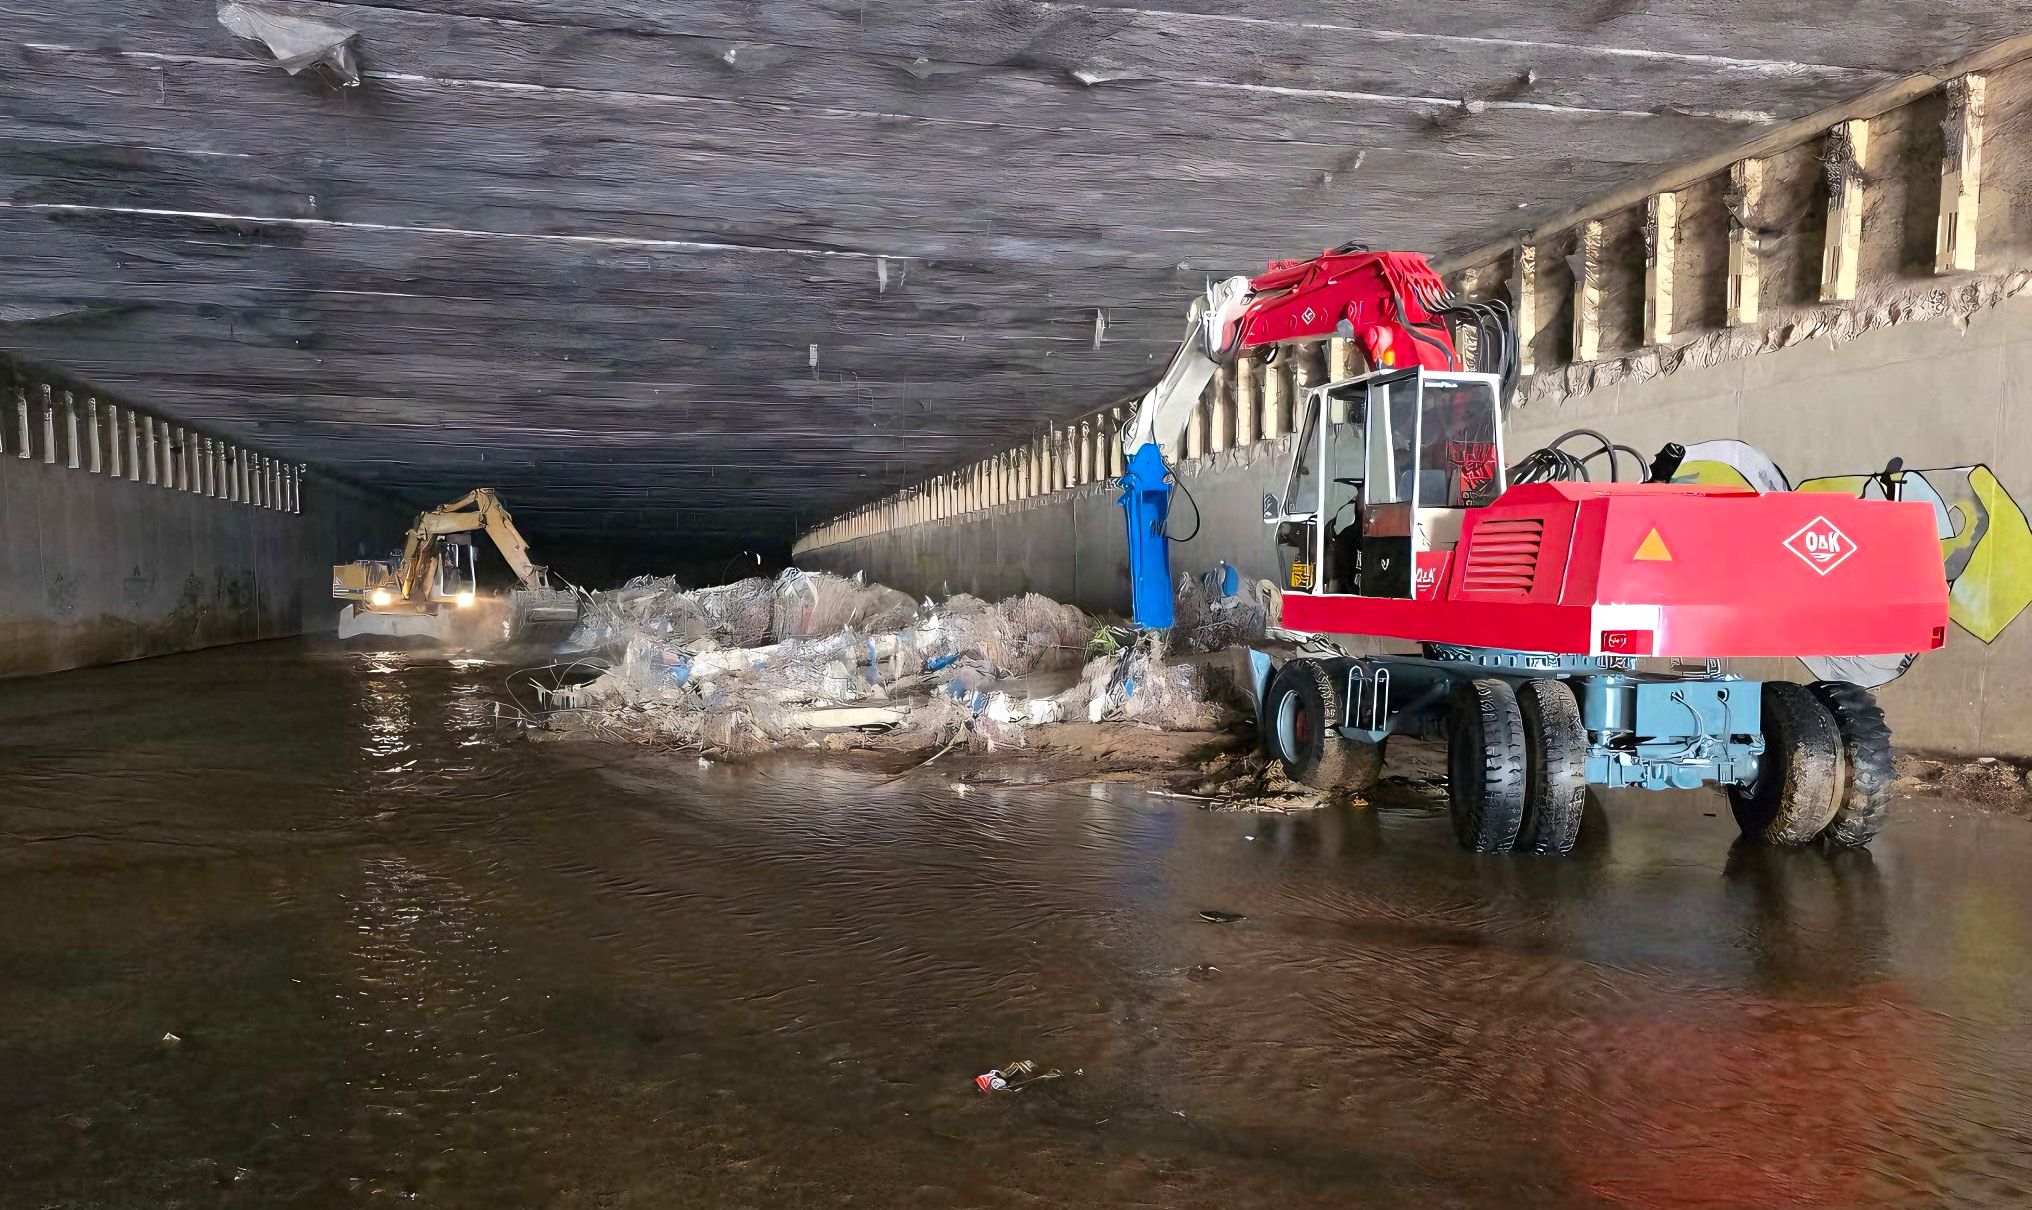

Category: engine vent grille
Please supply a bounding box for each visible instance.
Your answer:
[1462,517,1545,596]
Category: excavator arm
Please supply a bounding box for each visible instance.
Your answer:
[396,488,550,603]
[1116,246,1515,628]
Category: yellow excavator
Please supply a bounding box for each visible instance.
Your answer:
[332,488,580,645]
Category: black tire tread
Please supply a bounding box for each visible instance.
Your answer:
[1808,680,1894,848]
[1267,660,1384,792]
[1516,679,1588,855]
[1447,678,1527,853]
[1729,681,1842,846]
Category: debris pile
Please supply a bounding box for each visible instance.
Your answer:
[1171,564,1271,653]
[536,569,1241,756]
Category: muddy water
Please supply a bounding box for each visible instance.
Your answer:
[4,643,2032,1208]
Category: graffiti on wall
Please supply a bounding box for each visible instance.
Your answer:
[1672,440,2032,686]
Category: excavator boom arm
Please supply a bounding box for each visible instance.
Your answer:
[395,488,549,602]
[1115,246,1507,629]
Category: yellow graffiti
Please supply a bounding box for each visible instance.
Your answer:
[1949,467,2032,642]
[1790,466,2032,642]
[1675,460,1757,490]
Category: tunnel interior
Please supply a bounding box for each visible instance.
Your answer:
[7,1,2023,563]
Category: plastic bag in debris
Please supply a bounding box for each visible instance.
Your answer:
[565,575,774,654]
[1172,564,1269,653]
[772,569,919,641]
[914,593,1091,677]
[217,2,361,86]
[1053,633,1238,731]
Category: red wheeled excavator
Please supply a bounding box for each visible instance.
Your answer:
[1115,244,1948,854]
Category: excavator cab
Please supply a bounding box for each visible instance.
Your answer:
[1269,367,1506,600]
[429,534,479,605]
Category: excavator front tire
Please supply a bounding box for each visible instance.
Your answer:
[1264,659,1384,792]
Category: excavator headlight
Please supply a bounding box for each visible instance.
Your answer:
[455,591,476,609]
[369,589,393,608]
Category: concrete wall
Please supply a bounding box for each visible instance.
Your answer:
[0,444,409,679]
[803,293,2032,756]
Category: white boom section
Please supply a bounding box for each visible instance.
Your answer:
[1120,276,1252,459]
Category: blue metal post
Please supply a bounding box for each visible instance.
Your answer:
[1119,441,1175,629]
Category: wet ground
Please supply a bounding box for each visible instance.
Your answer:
[4,642,2032,1209]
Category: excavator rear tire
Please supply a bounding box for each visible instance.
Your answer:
[1515,678,1587,855]
[1264,659,1384,792]
[1446,678,1527,853]
[1808,680,1894,848]
[1728,682,1843,845]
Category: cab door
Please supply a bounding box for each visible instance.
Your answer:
[1360,370,1506,600]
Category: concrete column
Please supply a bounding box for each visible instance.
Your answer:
[1727,158,1764,326]
[1110,407,1126,478]
[126,411,141,482]
[1289,346,1320,430]
[1327,342,1356,423]
[1573,220,1603,363]
[40,385,56,466]
[62,391,80,470]
[1210,366,1233,451]
[1261,360,1286,441]
[294,463,304,514]
[144,416,159,485]
[1820,119,1870,302]
[87,398,102,473]
[1072,421,1089,484]
[1186,387,1207,460]
[1938,73,1987,274]
[1234,360,1257,446]
[107,403,124,476]
[1510,242,1538,377]
[1645,192,1678,346]
[13,388,29,460]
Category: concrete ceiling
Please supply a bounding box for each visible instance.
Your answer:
[2,2,2026,552]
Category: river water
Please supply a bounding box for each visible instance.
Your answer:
[3,642,2030,1208]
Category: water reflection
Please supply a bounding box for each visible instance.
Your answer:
[0,642,2027,1208]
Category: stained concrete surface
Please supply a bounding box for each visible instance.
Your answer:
[804,292,2032,755]
[0,445,407,676]
[5,3,2031,551]
[5,640,2032,1207]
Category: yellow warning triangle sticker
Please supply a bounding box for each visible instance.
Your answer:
[1634,528,1673,561]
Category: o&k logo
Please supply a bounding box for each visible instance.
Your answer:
[1784,516,1856,575]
